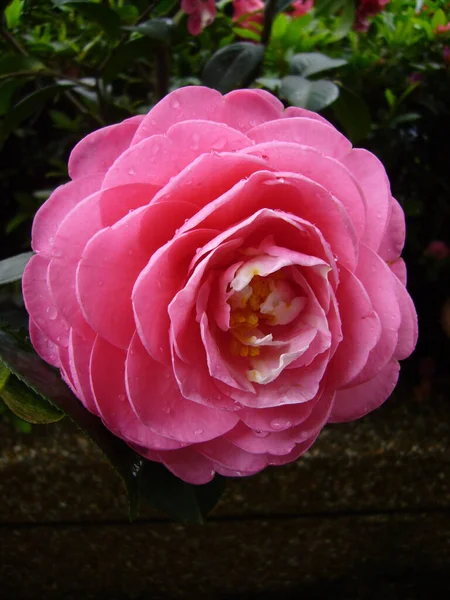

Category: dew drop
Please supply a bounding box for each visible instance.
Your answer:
[171,98,180,109]
[150,119,157,126]
[163,406,172,414]
[117,394,126,402]
[98,281,104,287]
[254,430,269,438]
[46,305,58,321]
[195,428,204,435]
[128,250,133,256]
[128,168,135,176]
[270,417,291,430]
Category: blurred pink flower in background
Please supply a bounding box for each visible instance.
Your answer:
[182,0,216,36]
[435,23,450,34]
[424,241,450,260]
[354,0,390,32]
[232,0,264,33]
[290,0,314,17]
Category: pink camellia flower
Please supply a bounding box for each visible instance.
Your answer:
[232,0,264,33]
[291,0,314,17]
[23,86,417,484]
[436,23,450,34]
[354,0,390,31]
[181,0,216,36]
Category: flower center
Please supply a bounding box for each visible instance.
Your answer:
[227,270,305,360]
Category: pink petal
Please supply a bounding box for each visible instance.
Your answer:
[221,89,282,132]
[250,89,285,112]
[267,432,320,465]
[151,151,267,208]
[378,197,405,261]
[31,174,103,256]
[391,272,418,360]
[68,115,144,180]
[125,333,239,443]
[197,437,268,474]
[90,336,185,450]
[158,447,216,484]
[68,328,99,415]
[133,228,216,364]
[242,142,367,239]
[103,120,251,190]
[327,266,381,389]
[49,184,159,335]
[29,319,60,367]
[247,117,352,159]
[132,86,223,145]
[238,400,315,432]
[345,245,401,387]
[227,388,333,455]
[22,254,70,346]
[389,257,407,286]
[329,359,400,423]
[283,106,332,125]
[343,149,391,251]
[77,202,195,349]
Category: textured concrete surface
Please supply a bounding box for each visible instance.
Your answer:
[1,389,450,598]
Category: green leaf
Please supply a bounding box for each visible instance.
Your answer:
[123,18,173,43]
[384,88,396,109]
[203,42,264,94]
[138,461,226,524]
[280,75,339,111]
[4,0,24,28]
[0,371,64,424]
[290,52,347,77]
[272,0,294,17]
[0,78,26,116]
[153,0,178,17]
[331,0,355,41]
[55,1,122,39]
[314,0,345,17]
[0,252,33,285]
[431,9,446,29]
[0,328,144,520]
[102,37,152,82]
[115,4,139,25]
[0,55,45,78]
[255,76,281,91]
[332,86,371,143]
[0,83,73,142]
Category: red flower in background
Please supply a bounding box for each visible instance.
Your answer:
[232,0,264,33]
[354,0,390,32]
[291,0,314,17]
[182,0,216,36]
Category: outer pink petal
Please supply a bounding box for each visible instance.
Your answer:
[49,184,159,335]
[227,388,333,455]
[133,228,216,364]
[125,333,239,443]
[345,245,401,387]
[68,328,99,415]
[22,254,70,346]
[343,148,391,251]
[58,345,79,397]
[90,336,185,450]
[77,202,195,349]
[237,400,315,432]
[103,120,251,190]
[242,142,367,239]
[267,432,320,465]
[158,447,216,484]
[247,117,352,159]
[378,197,405,261]
[68,115,144,180]
[283,106,332,125]
[391,273,418,360]
[327,266,381,389]
[132,86,223,144]
[249,89,285,112]
[29,319,60,367]
[197,437,268,474]
[221,89,282,132]
[31,174,103,256]
[389,257,407,286]
[329,359,400,423]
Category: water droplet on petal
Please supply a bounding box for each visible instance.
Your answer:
[254,430,269,438]
[46,305,58,321]
[128,168,135,176]
[171,98,180,109]
[191,132,200,150]
[269,417,291,430]
[195,428,204,435]
[211,136,227,150]
[163,406,171,414]
[98,281,104,287]
[117,394,126,402]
